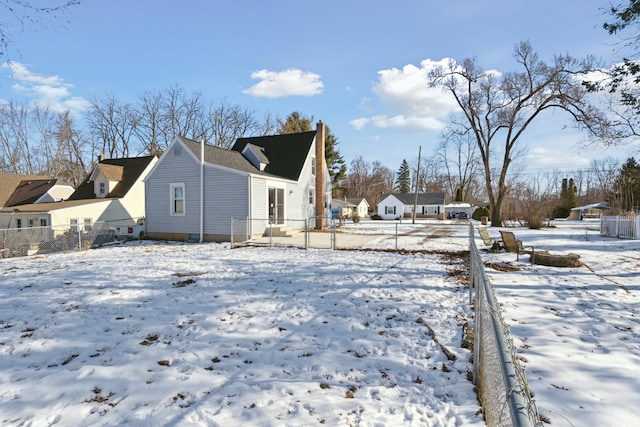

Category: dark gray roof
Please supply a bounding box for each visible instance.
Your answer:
[179,136,268,175]
[232,131,316,181]
[179,132,316,181]
[0,172,50,207]
[3,179,66,207]
[382,192,445,205]
[68,156,156,200]
[346,197,369,206]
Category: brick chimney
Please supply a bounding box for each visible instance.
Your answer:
[315,121,326,230]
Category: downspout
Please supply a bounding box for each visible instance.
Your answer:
[200,139,204,243]
[247,174,252,238]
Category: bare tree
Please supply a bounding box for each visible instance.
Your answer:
[0,101,31,173]
[52,111,90,187]
[434,127,481,202]
[87,95,137,158]
[429,41,615,226]
[209,100,261,148]
[134,90,169,157]
[160,84,209,144]
[590,157,621,202]
[0,0,79,59]
[344,156,393,207]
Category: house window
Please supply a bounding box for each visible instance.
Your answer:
[40,218,47,227]
[385,206,396,215]
[28,218,34,227]
[16,218,22,229]
[311,157,316,176]
[173,146,182,156]
[308,188,315,205]
[170,183,185,215]
[83,218,93,232]
[99,182,106,194]
[69,218,79,233]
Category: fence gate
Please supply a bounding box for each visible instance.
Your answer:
[306,216,336,249]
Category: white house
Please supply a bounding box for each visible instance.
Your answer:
[144,122,332,242]
[0,156,157,232]
[331,197,369,219]
[377,192,445,220]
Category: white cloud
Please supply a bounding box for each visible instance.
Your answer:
[243,68,324,98]
[1,62,91,117]
[351,58,461,132]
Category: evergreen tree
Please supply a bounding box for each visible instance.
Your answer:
[611,157,640,211]
[395,159,411,193]
[555,178,578,218]
[455,187,463,202]
[277,111,312,133]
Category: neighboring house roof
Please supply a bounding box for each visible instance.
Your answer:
[95,163,124,181]
[0,198,110,214]
[0,172,50,207]
[232,131,316,181]
[332,199,357,208]
[571,201,609,211]
[347,197,369,207]
[68,156,156,200]
[381,192,445,205]
[445,203,472,209]
[3,179,70,207]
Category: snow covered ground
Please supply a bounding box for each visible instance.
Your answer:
[0,220,638,427]
[478,221,640,427]
[0,224,481,427]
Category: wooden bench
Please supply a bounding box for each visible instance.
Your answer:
[499,230,534,261]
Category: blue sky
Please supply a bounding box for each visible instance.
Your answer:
[0,0,635,173]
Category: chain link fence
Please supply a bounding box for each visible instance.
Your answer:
[470,224,542,426]
[1,218,144,259]
[231,217,337,249]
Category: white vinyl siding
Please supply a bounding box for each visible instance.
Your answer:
[145,140,250,238]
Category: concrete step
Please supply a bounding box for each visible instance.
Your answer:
[263,226,293,237]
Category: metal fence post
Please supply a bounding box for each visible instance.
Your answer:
[332,218,336,249]
[394,223,397,252]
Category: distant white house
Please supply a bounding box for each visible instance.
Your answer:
[332,197,370,219]
[377,193,445,220]
[348,197,370,218]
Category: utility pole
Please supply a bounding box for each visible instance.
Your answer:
[412,145,421,224]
